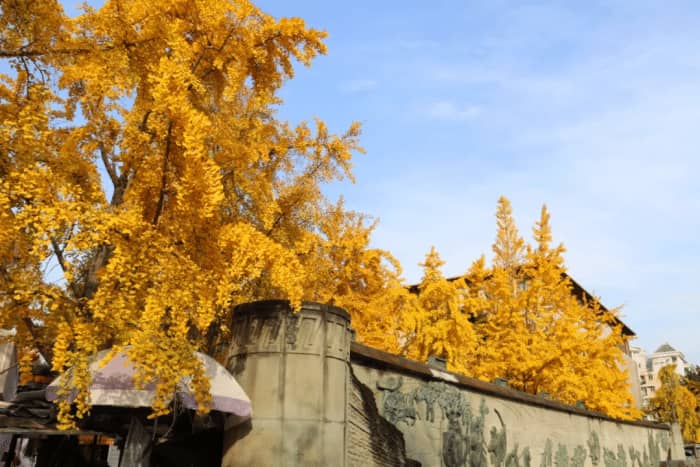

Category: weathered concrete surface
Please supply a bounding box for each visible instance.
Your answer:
[222,301,353,467]
[222,300,682,467]
[351,343,684,467]
[347,366,410,466]
[623,352,644,409]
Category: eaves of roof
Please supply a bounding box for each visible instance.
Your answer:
[407,271,635,337]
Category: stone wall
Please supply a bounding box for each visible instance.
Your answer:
[347,366,411,466]
[351,343,684,467]
[222,301,682,467]
[624,352,644,410]
[222,300,353,466]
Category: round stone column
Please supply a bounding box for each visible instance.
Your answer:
[221,300,352,467]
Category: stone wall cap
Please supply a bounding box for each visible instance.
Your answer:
[350,341,669,431]
[233,299,350,320]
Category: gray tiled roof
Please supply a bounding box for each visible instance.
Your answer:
[654,343,676,353]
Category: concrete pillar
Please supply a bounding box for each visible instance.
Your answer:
[668,422,686,460]
[222,300,352,467]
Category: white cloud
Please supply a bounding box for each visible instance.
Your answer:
[425,100,480,121]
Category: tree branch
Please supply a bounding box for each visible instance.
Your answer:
[110,170,129,207]
[0,39,156,59]
[266,158,325,235]
[82,245,113,300]
[21,318,52,365]
[99,142,119,186]
[50,237,82,299]
[152,121,173,225]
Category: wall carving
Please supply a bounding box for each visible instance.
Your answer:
[285,313,299,348]
[540,439,553,467]
[532,435,668,467]
[223,301,679,467]
[588,432,601,466]
[504,444,530,467]
[376,376,415,426]
[374,377,669,467]
[554,443,569,467]
[602,445,626,467]
[571,446,587,467]
[377,378,500,467]
[487,410,507,467]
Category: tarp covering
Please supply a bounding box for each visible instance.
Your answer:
[45,349,251,418]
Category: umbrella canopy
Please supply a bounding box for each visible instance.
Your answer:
[45,349,251,418]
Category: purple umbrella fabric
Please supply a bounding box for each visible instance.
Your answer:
[45,349,251,418]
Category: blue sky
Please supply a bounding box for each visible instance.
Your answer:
[59,1,699,362]
[252,0,700,363]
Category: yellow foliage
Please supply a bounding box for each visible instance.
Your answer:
[472,200,640,419]
[0,0,403,427]
[295,200,408,353]
[649,365,700,442]
[0,0,643,427]
[18,349,36,386]
[492,196,525,270]
[402,247,477,375]
[401,198,641,420]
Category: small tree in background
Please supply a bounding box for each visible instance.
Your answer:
[474,199,639,418]
[649,365,700,442]
[469,197,531,385]
[403,197,640,419]
[685,366,700,441]
[402,247,477,374]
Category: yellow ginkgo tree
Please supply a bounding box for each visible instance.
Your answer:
[402,247,478,375]
[401,198,640,419]
[472,198,640,419]
[0,0,403,427]
[649,365,700,442]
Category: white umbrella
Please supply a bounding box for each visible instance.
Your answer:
[45,349,251,418]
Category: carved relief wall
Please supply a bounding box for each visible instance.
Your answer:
[221,301,681,467]
[350,361,677,467]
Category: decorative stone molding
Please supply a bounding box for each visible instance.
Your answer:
[222,300,353,467]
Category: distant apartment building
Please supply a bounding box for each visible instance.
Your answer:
[631,343,688,408]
